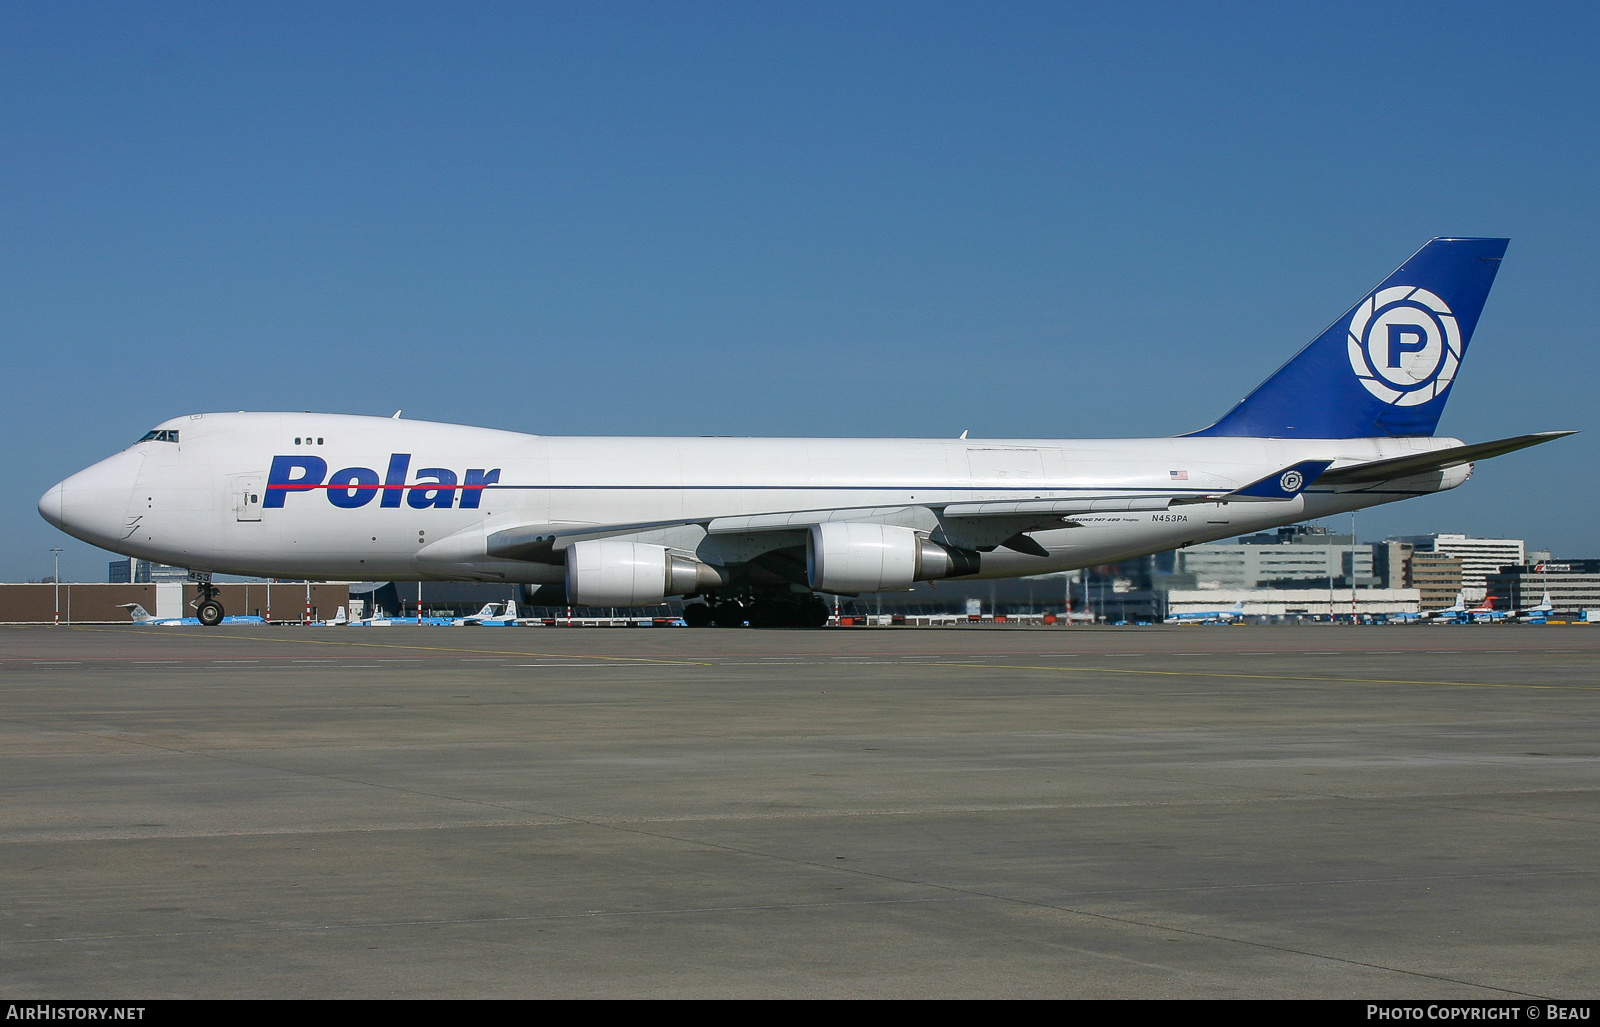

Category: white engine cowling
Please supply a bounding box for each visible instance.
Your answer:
[807,522,983,592]
[803,522,906,593]
[567,539,721,606]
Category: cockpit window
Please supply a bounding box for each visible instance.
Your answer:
[137,429,179,443]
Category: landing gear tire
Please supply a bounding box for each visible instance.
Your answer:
[800,598,830,628]
[748,600,799,629]
[711,601,746,628]
[682,603,713,628]
[196,600,224,626]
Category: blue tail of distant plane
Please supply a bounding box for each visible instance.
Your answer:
[1189,237,1508,439]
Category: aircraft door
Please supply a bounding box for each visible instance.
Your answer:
[235,475,263,521]
[966,447,1045,486]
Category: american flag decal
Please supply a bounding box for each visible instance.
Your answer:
[1170,470,1188,480]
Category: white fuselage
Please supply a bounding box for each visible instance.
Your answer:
[41,412,1468,584]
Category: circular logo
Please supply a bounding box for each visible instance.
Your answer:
[1346,286,1461,407]
[1279,470,1304,493]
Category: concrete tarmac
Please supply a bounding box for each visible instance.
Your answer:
[2,623,1598,998]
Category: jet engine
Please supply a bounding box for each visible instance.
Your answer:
[806,522,980,593]
[566,539,724,606]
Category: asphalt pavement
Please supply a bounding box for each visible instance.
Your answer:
[2,623,1597,998]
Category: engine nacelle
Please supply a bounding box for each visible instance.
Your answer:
[806,522,980,593]
[566,539,723,606]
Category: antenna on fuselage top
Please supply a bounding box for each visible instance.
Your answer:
[958,429,968,439]
[392,410,402,419]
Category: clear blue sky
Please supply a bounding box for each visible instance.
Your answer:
[5,1,1596,582]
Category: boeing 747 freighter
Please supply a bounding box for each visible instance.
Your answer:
[40,238,1573,626]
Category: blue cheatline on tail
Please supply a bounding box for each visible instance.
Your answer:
[1188,237,1509,439]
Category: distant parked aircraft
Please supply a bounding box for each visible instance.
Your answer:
[1511,591,1555,622]
[1165,601,1246,624]
[1468,596,1510,623]
[117,603,264,627]
[454,601,522,626]
[1391,591,1470,624]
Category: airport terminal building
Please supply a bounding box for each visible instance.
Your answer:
[1391,533,1527,602]
[1164,587,1422,619]
[1485,561,1600,617]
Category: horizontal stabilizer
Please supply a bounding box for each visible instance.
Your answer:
[1313,431,1577,486]
[1217,460,1332,501]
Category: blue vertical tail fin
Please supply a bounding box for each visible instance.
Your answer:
[1188,238,1508,439]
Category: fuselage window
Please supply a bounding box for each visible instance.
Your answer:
[294,437,301,445]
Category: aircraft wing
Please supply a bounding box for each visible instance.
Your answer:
[710,497,1189,555]
[481,460,1327,561]
[1313,431,1576,487]
[486,518,701,562]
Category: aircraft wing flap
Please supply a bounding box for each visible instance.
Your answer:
[713,497,1197,532]
[1313,431,1576,486]
[482,453,1366,565]
[939,496,1180,517]
[486,517,708,561]
[945,460,1329,518]
[706,506,925,534]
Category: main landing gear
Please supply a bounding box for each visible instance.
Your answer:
[191,572,224,626]
[681,591,831,629]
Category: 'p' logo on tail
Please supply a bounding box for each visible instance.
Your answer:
[1189,237,1507,440]
[1346,286,1461,406]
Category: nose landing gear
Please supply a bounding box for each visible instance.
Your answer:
[190,572,225,626]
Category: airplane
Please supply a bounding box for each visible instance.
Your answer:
[42,238,1576,628]
[116,602,265,627]
[1164,601,1245,624]
[1391,590,1472,623]
[306,605,350,627]
[349,608,456,627]
[453,600,522,626]
[1510,591,1555,622]
[347,610,400,626]
[1468,596,1510,623]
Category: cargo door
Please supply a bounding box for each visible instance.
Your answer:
[967,447,1045,488]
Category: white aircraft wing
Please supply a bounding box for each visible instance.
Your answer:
[481,460,1329,563]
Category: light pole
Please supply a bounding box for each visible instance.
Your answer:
[1351,511,1359,624]
[49,548,62,625]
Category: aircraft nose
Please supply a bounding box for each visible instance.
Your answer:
[38,481,64,530]
[42,450,145,547]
